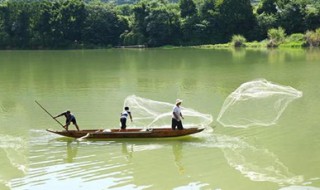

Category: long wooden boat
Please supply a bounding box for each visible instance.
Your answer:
[46,127,204,139]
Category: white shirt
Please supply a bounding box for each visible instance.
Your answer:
[172,105,181,120]
[121,110,130,119]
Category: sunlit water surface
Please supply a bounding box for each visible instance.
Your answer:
[0,48,320,190]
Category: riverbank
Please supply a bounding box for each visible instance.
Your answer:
[0,40,313,51]
[190,40,308,49]
[159,41,310,50]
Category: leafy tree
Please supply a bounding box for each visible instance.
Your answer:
[34,0,87,48]
[115,4,134,17]
[145,5,181,46]
[216,0,257,42]
[198,0,220,44]
[125,0,181,46]
[59,0,87,46]
[34,1,55,47]
[83,3,128,46]
[304,2,320,30]
[131,1,149,43]
[1,1,32,48]
[15,6,31,48]
[0,3,9,48]
[256,13,278,40]
[179,0,204,45]
[1,0,320,49]
[256,0,277,15]
[277,0,307,34]
[179,0,197,18]
[180,15,204,45]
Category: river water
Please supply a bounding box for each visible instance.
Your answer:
[0,48,319,190]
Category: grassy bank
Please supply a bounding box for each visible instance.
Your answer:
[187,28,320,50]
[190,41,305,49]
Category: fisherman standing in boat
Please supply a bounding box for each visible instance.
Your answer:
[120,107,133,130]
[54,110,80,131]
[172,99,184,130]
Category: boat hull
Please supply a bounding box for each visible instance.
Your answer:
[46,127,204,139]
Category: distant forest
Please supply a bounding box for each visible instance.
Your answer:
[103,0,261,5]
[0,0,319,49]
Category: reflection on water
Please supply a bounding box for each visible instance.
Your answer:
[9,133,134,189]
[65,140,79,163]
[172,142,184,174]
[190,132,306,186]
[3,127,320,190]
[8,131,194,190]
[118,140,185,174]
[121,142,133,161]
[222,140,303,185]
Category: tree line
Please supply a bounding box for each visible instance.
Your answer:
[0,0,319,49]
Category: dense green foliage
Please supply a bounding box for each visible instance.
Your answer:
[231,34,247,47]
[305,28,320,47]
[0,0,320,49]
[267,27,286,47]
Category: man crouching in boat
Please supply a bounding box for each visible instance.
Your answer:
[172,99,184,130]
[54,110,80,131]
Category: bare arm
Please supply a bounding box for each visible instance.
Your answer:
[180,112,184,119]
[54,112,64,119]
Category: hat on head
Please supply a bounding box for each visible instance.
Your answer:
[176,99,183,104]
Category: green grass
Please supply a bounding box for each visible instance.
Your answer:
[162,37,309,50]
[191,40,306,49]
[279,42,305,48]
[159,45,182,49]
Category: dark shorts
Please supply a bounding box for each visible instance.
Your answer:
[172,118,183,130]
[66,117,77,124]
[120,118,127,129]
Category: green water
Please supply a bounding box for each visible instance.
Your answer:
[0,48,320,190]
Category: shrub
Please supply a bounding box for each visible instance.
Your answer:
[267,27,286,48]
[288,33,305,42]
[305,28,320,47]
[231,35,247,47]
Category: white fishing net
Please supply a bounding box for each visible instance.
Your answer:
[217,79,303,128]
[122,95,213,129]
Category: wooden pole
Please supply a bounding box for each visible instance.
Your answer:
[35,100,64,128]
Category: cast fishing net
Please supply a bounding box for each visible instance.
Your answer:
[123,95,213,129]
[217,79,303,128]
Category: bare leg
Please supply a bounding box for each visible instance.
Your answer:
[64,124,70,131]
[75,124,80,131]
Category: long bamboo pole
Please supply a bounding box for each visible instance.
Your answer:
[35,100,64,128]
